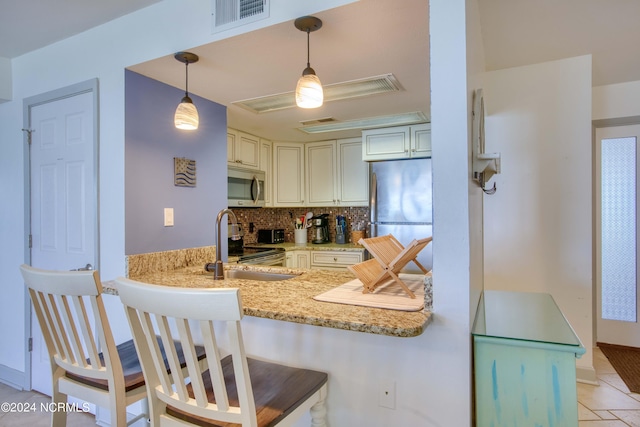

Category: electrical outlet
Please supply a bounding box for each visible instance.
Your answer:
[378,380,396,409]
[164,208,174,227]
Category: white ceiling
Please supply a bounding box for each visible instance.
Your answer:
[3,0,640,142]
[0,0,161,58]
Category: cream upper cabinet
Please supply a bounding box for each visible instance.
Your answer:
[259,138,273,207]
[337,138,368,206]
[227,129,260,170]
[305,141,337,206]
[273,142,305,206]
[306,138,368,207]
[362,123,431,161]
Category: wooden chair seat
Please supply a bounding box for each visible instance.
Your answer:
[349,234,432,298]
[166,356,328,427]
[65,338,206,393]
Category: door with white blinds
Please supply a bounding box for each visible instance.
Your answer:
[596,124,640,347]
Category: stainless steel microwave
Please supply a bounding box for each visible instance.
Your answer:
[228,166,265,207]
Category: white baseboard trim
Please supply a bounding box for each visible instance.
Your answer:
[577,365,598,385]
[0,364,27,390]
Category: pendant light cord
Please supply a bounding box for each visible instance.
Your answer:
[184,62,189,97]
[306,29,311,68]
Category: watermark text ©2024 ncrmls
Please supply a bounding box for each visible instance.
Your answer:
[1,401,91,413]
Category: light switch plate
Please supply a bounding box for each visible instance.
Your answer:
[164,208,174,227]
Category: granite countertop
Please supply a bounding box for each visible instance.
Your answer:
[245,242,365,252]
[104,264,431,338]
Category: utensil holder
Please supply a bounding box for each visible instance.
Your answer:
[294,229,307,245]
[351,230,365,245]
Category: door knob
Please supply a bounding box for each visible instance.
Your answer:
[72,263,93,271]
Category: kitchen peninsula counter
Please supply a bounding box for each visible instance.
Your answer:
[104,264,431,338]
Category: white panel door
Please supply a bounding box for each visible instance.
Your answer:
[596,124,640,347]
[29,91,96,394]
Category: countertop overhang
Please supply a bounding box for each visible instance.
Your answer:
[104,264,431,338]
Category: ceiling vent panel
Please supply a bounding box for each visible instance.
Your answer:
[233,74,404,114]
[211,0,269,33]
[298,112,428,134]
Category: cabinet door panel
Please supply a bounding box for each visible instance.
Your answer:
[362,127,410,161]
[273,143,305,206]
[238,133,260,169]
[306,141,337,206]
[411,124,432,158]
[338,139,368,206]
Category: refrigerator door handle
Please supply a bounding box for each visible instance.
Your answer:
[370,172,377,224]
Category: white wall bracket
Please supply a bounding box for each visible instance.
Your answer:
[472,88,500,194]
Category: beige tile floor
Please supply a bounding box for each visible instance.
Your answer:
[0,347,638,426]
[579,347,640,426]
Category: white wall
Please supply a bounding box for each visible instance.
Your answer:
[0,57,10,102]
[593,80,640,121]
[483,55,595,380]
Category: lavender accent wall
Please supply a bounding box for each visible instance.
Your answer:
[125,70,227,255]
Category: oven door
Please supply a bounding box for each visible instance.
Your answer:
[228,166,265,207]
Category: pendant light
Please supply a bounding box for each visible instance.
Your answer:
[174,52,199,130]
[294,16,323,109]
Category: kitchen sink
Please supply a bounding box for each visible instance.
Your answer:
[224,270,298,281]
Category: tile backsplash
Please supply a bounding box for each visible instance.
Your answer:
[234,207,369,244]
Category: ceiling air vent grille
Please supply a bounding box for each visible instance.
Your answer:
[212,0,269,33]
[233,74,404,114]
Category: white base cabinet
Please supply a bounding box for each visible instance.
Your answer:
[286,249,364,270]
[311,250,363,270]
[285,250,311,269]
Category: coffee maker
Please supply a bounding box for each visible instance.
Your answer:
[311,214,330,244]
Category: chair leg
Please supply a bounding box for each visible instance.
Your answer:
[309,397,327,427]
[110,394,129,427]
[50,383,68,427]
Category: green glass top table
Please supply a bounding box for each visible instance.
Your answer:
[472,290,584,351]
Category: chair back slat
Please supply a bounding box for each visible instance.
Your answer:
[46,293,76,365]
[176,318,208,407]
[227,321,256,425]
[59,295,87,367]
[156,314,190,402]
[137,311,174,395]
[200,320,230,412]
[117,277,256,426]
[73,296,101,369]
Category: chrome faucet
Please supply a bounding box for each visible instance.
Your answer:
[214,208,241,280]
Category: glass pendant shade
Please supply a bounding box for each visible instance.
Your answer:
[296,70,324,108]
[174,96,199,130]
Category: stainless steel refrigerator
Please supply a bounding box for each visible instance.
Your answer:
[368,158,433,272]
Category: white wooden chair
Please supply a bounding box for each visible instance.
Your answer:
[116,277,329,427]
[20,264,149,426]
